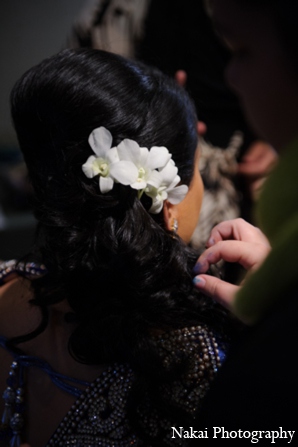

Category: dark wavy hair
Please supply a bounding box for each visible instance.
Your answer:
[10,48,234,442]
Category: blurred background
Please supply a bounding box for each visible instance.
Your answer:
[0,0,86,259]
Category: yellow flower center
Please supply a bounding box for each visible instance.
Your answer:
[137,167,146,181]
[99,162,109,176]
[92,158,110,177]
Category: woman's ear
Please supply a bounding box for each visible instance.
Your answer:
[163,200,179,232]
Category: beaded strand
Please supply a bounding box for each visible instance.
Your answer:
[0,260,47,286]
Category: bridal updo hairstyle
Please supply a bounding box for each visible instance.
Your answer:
[10,48,231,437]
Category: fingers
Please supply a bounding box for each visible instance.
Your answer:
[238,141,278,177]
[193,218,271,314]
[197,121,207,136]
[206,218,270,248]
[175,70,187,87]
[194,274,239,310]
[194,240,270,273]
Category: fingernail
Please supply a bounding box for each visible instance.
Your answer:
[208,237,215,246]
[193,262,204,275]
[193,276,206,287]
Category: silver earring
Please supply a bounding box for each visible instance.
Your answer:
[171,218,178,234]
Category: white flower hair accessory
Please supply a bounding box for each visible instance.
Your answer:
[82,127,188,214]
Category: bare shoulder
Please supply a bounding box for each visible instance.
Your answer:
[0,277,40,338]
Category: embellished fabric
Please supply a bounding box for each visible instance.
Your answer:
[0,260,229,446]
[0,358,25,447]
[46,326,228,447]
[0,260,48,446]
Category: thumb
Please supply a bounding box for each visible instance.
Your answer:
[193,274,239,310]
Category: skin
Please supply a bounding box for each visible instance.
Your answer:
[237,139,278,202]
[210,0,298,152]
[164,146,204,243]
[0,279,104,446]
[193,219,271,311]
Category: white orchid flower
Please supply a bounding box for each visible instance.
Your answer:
[161,159,189,205]
[146,184,168,213]
[82,127,188,214]
[145,159,188,213]
[145,160,189,213]
[117,139,171,190]
[82,127,120,193]
[83,126,140,194]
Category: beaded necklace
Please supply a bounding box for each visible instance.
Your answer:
[0,260,92,446]
[0,336,92,446]
[0,259,47,286]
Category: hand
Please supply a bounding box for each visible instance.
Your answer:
[174,69,207,136]
[238,140,278,199]
[238,141,277,177]
[193,219,271,310]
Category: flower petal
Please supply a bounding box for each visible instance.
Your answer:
[149,196,164,214]
[82,156,98,178]
[109,160,138,185]
[159,160,178,185]
[148,146,171,170]
[99,175,114,193]
[130,180,147,190]
[167,185,189,204]
[168,174,181,190]
[88,127,113,157]
[117,139,141,164]
[145,185,167,200]
[146,170,162,189]
[139,147,149,166]
[107,147,120,164]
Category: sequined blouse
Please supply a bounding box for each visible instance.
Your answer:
[0,260,229,446]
